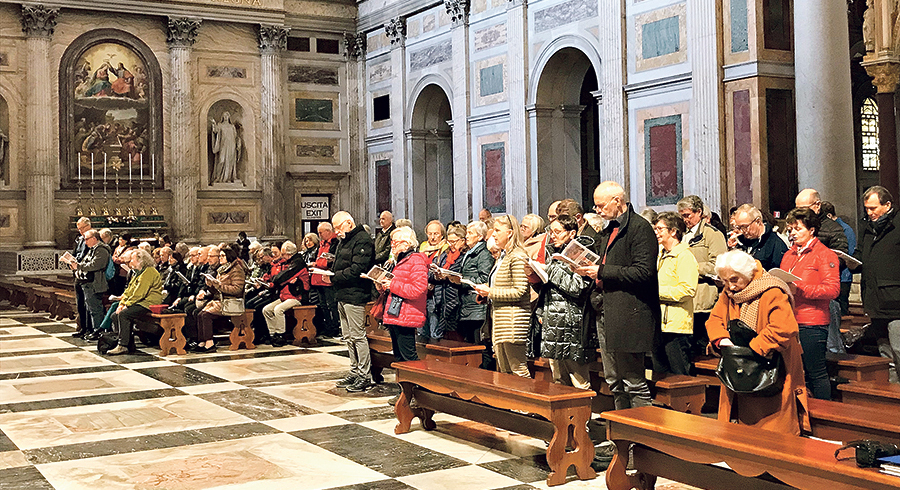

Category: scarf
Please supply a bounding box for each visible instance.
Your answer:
[727,271,793,331]
[869,207,896,238]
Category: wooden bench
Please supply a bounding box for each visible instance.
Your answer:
[367,328,486,383]
[151,312,187,356]
[826,352,892,383]
[648,373,707,414]
[1,281,31,308]
[837,380,900,412]
[602,406,899,490]
[808,397,900,442]
[229,309,255,351]
[29,286,57,314]
[54,290,77,320]
[291,305,317,346]
[393,359,596,487]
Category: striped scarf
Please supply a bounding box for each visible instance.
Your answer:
[728,271,793,331]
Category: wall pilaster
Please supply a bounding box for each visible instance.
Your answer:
[258,25,290,240]
[446,1,472,219]
[385,17,408,217]
[597,0,627,189]
[507,0,529,216]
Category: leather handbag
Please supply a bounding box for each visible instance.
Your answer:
[221,297,245,316]
[370,290,388,321]
[715,318,785,397]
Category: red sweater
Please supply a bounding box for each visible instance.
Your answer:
[779,237,840,326]
[383,251,429,328]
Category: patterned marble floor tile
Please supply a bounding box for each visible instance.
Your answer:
[134,365,229,387]
[0,388,185,414]
[0,364,125,382]
[0,429,16,452]
[36,433,387,490]
[323,479,415,490]
[331,405,398,423]
[0,450,29,470]
[187,352,350,381]
[197,388,319,421]
[5,316,61,324]
[0,336,76,354]
[0,350,117,375]
[479,457,551,484]
[31,324,76,334]
[261,413,349,432]
[0,347,81,358]
[177,382,246,395]
[238,370,347,388]
[0,326,45,337]
[258,380,400,413]
[0,318,22,326]
[396,464,523,490]
[0,465,54,490]
[121,360,178,370]
[0,369,173,406]
[172,348,317,365]
[360,418,518,465]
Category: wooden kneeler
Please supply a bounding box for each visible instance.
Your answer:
[229,309,256,351]
[152,313,187,356]
[292,305,317,346]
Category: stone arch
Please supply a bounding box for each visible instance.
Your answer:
[528,35,601,106]
[200,95,255,188]
[407,73,453,125]
[408,82,454,225]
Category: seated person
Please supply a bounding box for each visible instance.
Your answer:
[194,246,246,353]
[262,241,311,347]
[107,249,164,355]
[161,251,188,306]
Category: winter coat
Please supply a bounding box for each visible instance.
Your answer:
[311,237,338,287]
[121,266,164,310]
[383,250,429,328]
[76,242,111,293]
[373,224,395,265]
[531,239,595,363]
[736,223,789,272]
[595,203,661,352]
[816,215,849,255]
[780,237,839,326]
[489,249,531,345]
[271,254,311,302]
[657,242,698,334]
[456,241,495,322]
[332,224,375,305]
[202,260,246,315]
[685,222,726,312]
[858,207,900,320]
[430,248,464,333]
[162,261,188,303]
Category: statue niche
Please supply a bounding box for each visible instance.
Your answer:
[207,100,246,187]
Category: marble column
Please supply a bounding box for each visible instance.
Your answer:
[344,32,369,224]
[258,25,289,240]
[166,17,201,243]
[863,62,900,199]
[598,0,627,189]
[446,1,472,219]
[20,5,58,248]
[687,0,722,210]
[793,0,857,223]
[385,17,408,217]
[507,0,529,216]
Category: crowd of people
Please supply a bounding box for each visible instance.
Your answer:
[65,181,900,444]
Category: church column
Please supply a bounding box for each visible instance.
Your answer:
[598,0,627,188]
[385,17,408,217]
[864,63,900,198]
[344,33,369,223]
[507,0,528,216]
[20,5,58,248]
[446,0,472,219]
[793,0,856,221]
[687,0,722,209]
[258,25,289,240]
[166,17,201,243]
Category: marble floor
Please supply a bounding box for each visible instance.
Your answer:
[0,303,699,490]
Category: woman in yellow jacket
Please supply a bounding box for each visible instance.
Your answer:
[652,211,698,374]
[107,249,164,355]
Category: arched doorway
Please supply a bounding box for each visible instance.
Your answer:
[532,48,600,213]
[408,84,454,225]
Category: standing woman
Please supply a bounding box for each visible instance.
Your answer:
[195,246,246,353]
[474,215,532,377]
[452,221,495,344]
[706,250,809,435]
[430,224,468,341]
[780,207,840,400]
[377,226,429,361]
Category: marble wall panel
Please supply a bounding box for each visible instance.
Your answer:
[473,0,488,14]
[474,23,507,52]
[732,89,753,205]
[410,40,453,71]
[368,61,391,85]
[0,205,19,239]
[634,3,687,72]
[730,0,749,53]
[482,142,506,213]
[480,65,504,97]
[408,19,421,38]
[423,14,436,33]
[642,16,680,59]
[289,91,339,130]
[199,201,260,238]
[208,211,249,225]
[534,0,598,33]
[287,66,339,86]
[474,56,508,106]
[0,48,15,72]
[375,158,392,213]
[644,115,682,205]
[289,137,340,165]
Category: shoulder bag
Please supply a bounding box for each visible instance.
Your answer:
[221,297,245,316]
[715,314,785,397]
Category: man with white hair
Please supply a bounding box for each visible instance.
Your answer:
[72,216,93,338]
[732,204,788,271]
[331,211,376,392]
[374,210,395,265]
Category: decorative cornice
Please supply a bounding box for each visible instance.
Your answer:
[166,17,201,48]
[258,25,290,53]
[862,60,900,93]
[20,5,58,38]
[343,31,366,59]
[385,17,406,47]
[444,0,469,27]
[507,0,527,7]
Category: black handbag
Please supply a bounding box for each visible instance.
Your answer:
[715,317,785,397]
[835,440,900,468]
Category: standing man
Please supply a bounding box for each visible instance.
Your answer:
[374,211,395,266]
[420,220,449,341]
[557,198,600,242]
[575,181,660,410]
[857,186,900,383]
[331,211,376,392]
[822,201,857,316]
[312,221,340,337]
[72,229,111,340]
[732,204,788,271]
[72,217,93,338]
[547,200,562,226]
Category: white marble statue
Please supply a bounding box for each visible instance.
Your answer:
[864,0,876,52]
[209,112,242,184]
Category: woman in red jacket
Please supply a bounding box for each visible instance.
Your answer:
[375,226,428,362]
[780,207,840,399]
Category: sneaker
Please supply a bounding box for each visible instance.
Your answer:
[594,440,616,462]
[346,377,373,392]
[107,345,128,356]
[386,394,401,406]
[335,374,357,388]
[272,335,287,348]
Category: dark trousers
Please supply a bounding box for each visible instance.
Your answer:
[183,301,200,340]
[838,282,851,316]
[111,304,151,348]
[653,332,692,375]
[386,323,419,362]
[799,325,831,400]
[75,282,87,333]
[197,310,227,343]
[314,286,339,335]
[456,319,483,345]
[691,312,711,358]
[80,283,106,333]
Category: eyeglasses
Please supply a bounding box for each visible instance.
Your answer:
[593,196,618,212]
[219,253,227,257]
[734,217,760,233]
[548,228,569,236]
[652,226,669,232]
[390,239,408,245]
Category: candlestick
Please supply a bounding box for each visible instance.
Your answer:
[104,153,107,181]
[91,153,94,180]
[151,154,155,180]
[140,153,143,180]
[78,153,81,180]
[129,153,132,181]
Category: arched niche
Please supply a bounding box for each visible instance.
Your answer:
[205,99,249,188]
[58,29,163,189]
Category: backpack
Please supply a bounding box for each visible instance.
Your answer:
[105,258,115,281]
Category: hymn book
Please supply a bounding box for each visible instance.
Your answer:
[768,268,800,283]
[361,265,394,282]
[60,251,77,266]
[550,239,600,268]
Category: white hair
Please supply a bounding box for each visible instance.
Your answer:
[391,226,419,249]
[281,241,297,255]
[467,221,488,239]
[715,250,758,280]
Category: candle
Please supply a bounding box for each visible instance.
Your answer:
[151,154,155,180]
[140,153,143,180]
[129,153,132,181]
[104,153,107,180]
[78,153,81,180]
[91,153,94,180]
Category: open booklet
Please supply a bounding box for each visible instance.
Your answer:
[550,239,600,269]
[768,268,800,283]
[201,272,219,282]
[831,249,862,269]
[59,251,77,266]
[429,263,462,279]
[174,270,190,285]
[527,258,549,283]
[310,267,334,276]
[361,265,394,282]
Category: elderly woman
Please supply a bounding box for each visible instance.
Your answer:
[474,215,532,377]
[430,224,468,341]
[706,249,809,436]
[194,245,246,353]
[780,207,840,400]
[263,241,311,347]
[451,221,495,344]
[420,220,448,341]
[107,249,164,355]
[375,226,429,361]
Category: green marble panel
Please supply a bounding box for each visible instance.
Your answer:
[642,16,680,59]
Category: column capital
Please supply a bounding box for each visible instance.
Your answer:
[343,31,366,59]
[385,17,406,47]
[444,0,470,27]
[166,17,201,48]
[258,25,290,53]
[863,60,900,93]
[20,5,58,38]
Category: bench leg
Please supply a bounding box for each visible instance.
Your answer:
[394,382,435,434]
[292,309,317,347]
[229,312,256,351]
[546,405,597,486]
[158,318,187,356]
[605,440,655,490]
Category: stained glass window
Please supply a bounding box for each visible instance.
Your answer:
[862,97,879,171]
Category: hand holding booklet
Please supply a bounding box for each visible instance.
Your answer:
[527,258,548,283]
[60,251,77,266]
[361,265,394,282]
[831,249,862,269]
[550,239,600,269]
[768,268,800,283]
[429,263,462,279]
[310,267,334,276]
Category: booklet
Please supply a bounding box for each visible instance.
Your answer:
[429,263,463,279]
[831,249,862,269]
[201,272,218,282]
[174,270,190,285]
[528,258,548,283]
[768,268,800,283]
[361,265,394,282]
[60,251,77,266]
[550,239,600,268]
[310,267,334,276]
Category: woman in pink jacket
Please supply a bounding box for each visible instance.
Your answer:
[780,207,840,400]
[375,226,429,362]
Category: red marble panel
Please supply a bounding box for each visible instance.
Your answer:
[733,89,753,205]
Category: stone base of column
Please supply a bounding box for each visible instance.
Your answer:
[23,241,57,249]
[260,235,290,243]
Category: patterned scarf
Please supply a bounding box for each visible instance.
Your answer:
[727,271,793,331]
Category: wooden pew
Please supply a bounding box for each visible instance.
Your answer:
[393,359,596,487]
[808,397,900,442]
[602,406,899,490]
[228,309,256,351]
[54,291,77,320]
[151,312,187,356]
[291,305,317,346]
[367,328,485,383]
[837,380,900,412]
[826,352,892,383]
[0,280,31,308]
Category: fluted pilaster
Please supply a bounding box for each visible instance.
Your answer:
[167,17,201,243]
[345,32,368,223]
[259,25,289,240]
[386,17,408,216]
[449,11,472,219]
[507,0,528,216]
[598,0,627,188]
[21,5,58,248]
[687,0,722,210]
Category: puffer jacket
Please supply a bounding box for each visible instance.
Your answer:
[457,241,495,322]
[383,250,429,328]
[686,223,726,312]
[489,249,531,344]
[531,239,595,363]
[332,224,375,305]
[271,254,311,302]
[203,260,246,315]
[780,237,839,326]
[430,247,464,333]
[657,242,698,334]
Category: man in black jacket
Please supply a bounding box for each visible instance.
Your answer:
[733,204,788,271]
[373,210,395,265]
[331,211,376,392]
[72,229,111,340]
[857,186,900,383]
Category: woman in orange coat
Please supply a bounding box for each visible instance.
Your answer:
[706,249,810,436]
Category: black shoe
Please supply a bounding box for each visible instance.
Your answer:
[256,335,272,345]
[335,374,357,388]
[185,341,199,351]
[72,330,87,339]
[85,330,101,341]
[195,344,217,354]
[272,335,287,347]
[346,377,373,392]
[386,394,400,406]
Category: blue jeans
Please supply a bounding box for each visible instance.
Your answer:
[827,299,846,354]
[424,295,441,340]
[799,325,831,400]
